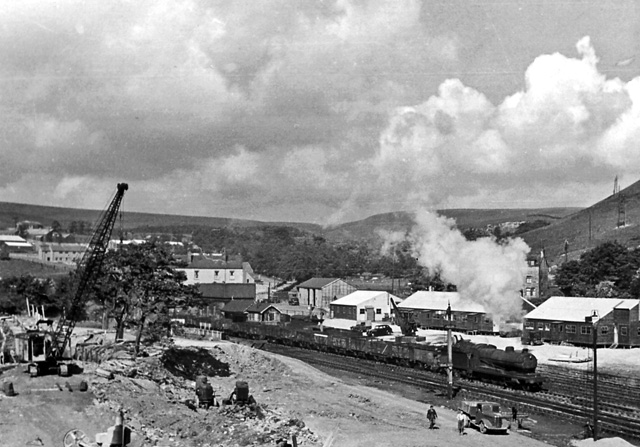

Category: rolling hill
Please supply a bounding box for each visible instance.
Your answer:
[0,199,579,250]
[0,202,322,235]
[323,208,579,243]
[519,180,640,264]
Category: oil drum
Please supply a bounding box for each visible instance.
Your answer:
[3,381,16,396]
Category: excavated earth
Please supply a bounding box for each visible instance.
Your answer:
[0,332,614,447]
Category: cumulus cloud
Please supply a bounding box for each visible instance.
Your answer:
[372,36,640,217]
[0,0,639,224]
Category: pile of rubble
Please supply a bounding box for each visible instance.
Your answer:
[85,342,322,446]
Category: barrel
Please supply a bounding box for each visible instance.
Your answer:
[3,381,16,397]
[235,381,249,401]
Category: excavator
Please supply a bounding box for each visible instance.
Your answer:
[14,183,128,377]
[390,298,418,336]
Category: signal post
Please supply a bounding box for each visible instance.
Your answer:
[446,302,453,400]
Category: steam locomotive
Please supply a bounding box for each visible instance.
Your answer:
[212,321,545,391]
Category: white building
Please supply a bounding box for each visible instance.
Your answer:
[329,290,400,322]
[177,255,255,286]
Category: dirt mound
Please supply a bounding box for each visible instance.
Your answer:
[89,341,321,446]
[161,347,231,380]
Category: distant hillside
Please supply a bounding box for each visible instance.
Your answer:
[0,200,589,260]
[324,208,579,243]
[521,180,640,264]
[0,202,322,234]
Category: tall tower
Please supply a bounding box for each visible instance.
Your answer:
[614,176,626,228]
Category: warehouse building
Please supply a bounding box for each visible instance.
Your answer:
[522,296,640,347]
[329,290,400,323]
[397,291,497,334]
[296,278,356,309]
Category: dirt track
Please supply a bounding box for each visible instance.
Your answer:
[0,338,566,447]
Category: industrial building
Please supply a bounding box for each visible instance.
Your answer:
[397,291,497,334]
[296,278,356,309]
[523,296,640,347]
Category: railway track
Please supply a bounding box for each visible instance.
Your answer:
[259,341,640,441]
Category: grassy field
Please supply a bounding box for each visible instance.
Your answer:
[0,258,73,280]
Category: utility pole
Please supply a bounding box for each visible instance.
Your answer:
[586,310,599,440]
[446,302,453,400]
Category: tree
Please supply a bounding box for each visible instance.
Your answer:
[94,243,200,354]
[554,242,640,297]
[0,275,53,314]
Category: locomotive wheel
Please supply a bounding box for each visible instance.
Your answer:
[62,428,89,447]
[479,421,487,434]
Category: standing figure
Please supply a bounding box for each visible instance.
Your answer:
[457,409,466,435]
[426,405,438,429]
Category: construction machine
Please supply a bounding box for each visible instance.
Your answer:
[17,183,128,377]
[222,380,256,405]
[390,298,417,336]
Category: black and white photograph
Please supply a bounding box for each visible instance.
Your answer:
[1,1,640,446]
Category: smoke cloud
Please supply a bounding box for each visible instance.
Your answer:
[404,210,529,323]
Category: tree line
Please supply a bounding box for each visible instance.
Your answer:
[0,243,200,354]
[554,241,640,298]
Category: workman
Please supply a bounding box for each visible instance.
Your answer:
[426,405,438,429]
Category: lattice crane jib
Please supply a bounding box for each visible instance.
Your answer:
[50,183,128,359]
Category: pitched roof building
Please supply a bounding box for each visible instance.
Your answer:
[329,290,399,323]
[198,283,256,306]
[398,291,496,334]
[523,296,640,347]
[296,278,356,310]
[177,254,255,285]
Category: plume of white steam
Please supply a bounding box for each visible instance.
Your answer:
[407,210,530,323]
[377,229,407,255]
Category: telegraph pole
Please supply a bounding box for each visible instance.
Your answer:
[593,327,598,440]
[586,310,599,440]
[446,302,453,400]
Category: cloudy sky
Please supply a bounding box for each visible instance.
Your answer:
[1,0,640,224]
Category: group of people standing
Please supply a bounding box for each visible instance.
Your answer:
[426,405,469,435]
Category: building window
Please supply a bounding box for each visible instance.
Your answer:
[544,323,550,331]
[359,309,365,314]
[230,271,235,277]
[194,270,199,279]
[558,325,563,332]
[376,309,381,314]
[526,276,532,284]
[566,325,576,334]
[580,325,592,335]
[214,270,219,276]
[621,326,628,336]
[599,326,609,335]
[537,322,544,330]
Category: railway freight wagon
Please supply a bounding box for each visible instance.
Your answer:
[212,320,544,390]
[306,331,444,369]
